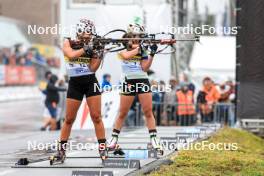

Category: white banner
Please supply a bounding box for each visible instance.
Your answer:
[0,65,5,85]
[72,90,120,130]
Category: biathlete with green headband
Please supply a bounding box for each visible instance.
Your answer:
[108,22,164,155]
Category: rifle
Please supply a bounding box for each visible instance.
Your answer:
[73,29,200,54]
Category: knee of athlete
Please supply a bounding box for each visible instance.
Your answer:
[65,116,75,125]
[91,112,102,124]
[118,111,128,120]
[143,108,153,119]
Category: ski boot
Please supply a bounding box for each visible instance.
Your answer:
[99,143,108,161]
[108,137,125,156]
[49,150,66,165]
[150,136,164,156]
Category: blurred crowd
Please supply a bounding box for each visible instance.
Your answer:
[1,44,37,66]
[125,75,236,127]
[39,72,236,131]
[0,44,59,67]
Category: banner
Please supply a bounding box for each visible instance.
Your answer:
[20,67,36,84]
[72,90,120,130]
[5,66,36,85]
[0,65,5,85]
[5,66,20,85]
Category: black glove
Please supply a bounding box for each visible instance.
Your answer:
[93,43,105,60]
[94,43,105,52]
[150,44,158,57]
[83,44,93,57]
[138,42,148,55]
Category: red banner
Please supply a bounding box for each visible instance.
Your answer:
[5,66,36,85]
[20,67,36,84]
[5,66,20,85]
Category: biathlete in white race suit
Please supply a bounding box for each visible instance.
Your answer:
[108,23,164,155]
[50,18,107,164]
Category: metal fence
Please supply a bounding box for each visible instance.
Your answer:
[130,102,236,127]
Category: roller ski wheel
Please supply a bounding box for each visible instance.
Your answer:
[49,151,66,165]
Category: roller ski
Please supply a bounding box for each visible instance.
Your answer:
[49,150,66,165]
[99,143,108,161]
[150,136,164,156]
[107,137,125,156]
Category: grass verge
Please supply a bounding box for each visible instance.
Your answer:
[149,127,264,176]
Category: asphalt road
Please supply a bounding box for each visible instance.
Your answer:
[0,99,218,176]
[0,99,44,133]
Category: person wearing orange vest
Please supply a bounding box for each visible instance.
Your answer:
[197,77,220,122]
[176,83,196,126]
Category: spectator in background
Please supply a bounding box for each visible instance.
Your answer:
[151,80,161,125]
[56,79,67,130]
[158,80,166,125]
[40,71,52,131]
[19,57,26,66]
[101,74,112,91]
[218,84,232,103]
[14,44,24,59]
[225,80,236,126]
[125,95,139,127]
[225,80,236,103]
[162,77,178,126]
[197,77,220,123]
[182,73,195,93]
[43,74,66,131]
[0,49,3,64]
[31,48,46,65]
[9,54,16,66]
[151,80,161,103]
[3,48,11,65]
[176,83,196,126]
[218,80,236,125]
[24,51,33,66]
[218,83,231,124]
[159,80,166,104]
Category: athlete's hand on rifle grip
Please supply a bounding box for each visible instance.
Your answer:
[94,43,105,52]
[139,43,148,55]
[83,44,94,57]
[150,44,158,57]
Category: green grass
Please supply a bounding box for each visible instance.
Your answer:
[149,128,264,176]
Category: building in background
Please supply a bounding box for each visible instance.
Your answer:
[0,0,61,46]
[170,0,190,79]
